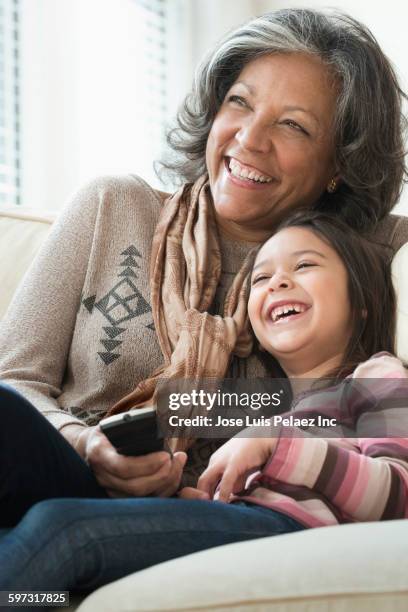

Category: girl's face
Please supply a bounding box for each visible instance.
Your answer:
[248,227,353,375]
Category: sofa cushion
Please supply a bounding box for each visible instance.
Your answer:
[0,209,54,319]
[392,242,408,362]
[76,519,408,612]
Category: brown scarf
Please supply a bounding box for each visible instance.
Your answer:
[106,175,255,451]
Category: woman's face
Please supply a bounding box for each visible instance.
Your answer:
[248,227,352,375]
[206,53,338,238]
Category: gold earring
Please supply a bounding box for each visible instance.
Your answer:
[327,178,337,193]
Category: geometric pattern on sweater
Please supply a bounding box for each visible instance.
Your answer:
[82,245,152,365]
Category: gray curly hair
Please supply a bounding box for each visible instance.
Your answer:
[157,8,407,230]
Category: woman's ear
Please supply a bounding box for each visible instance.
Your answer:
[362,308,368,319]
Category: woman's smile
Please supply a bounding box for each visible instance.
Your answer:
[224,157,277,191]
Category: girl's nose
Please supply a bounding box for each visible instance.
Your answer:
[268,274,294,291]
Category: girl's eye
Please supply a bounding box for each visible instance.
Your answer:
[227,94,247,107]
[295,262,315,270]
[282,120,309,135]
[251,274,269,285]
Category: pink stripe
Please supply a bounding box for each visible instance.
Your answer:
[239,494,338,528]
[344,454,370,513]
[269,436,304,482]
[264,435,293,479]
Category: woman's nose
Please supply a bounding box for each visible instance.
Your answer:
[235,117,272,154]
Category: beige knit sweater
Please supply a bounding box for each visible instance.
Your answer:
[0,174,267,481]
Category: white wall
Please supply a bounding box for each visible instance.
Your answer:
[188,0,259,67]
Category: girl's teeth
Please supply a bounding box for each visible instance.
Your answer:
[271,303,307,322]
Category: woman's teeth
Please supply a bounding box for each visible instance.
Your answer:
[270,303,307,322]
[229,158,272,183]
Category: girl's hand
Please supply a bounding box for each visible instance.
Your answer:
[178,487,210,501]
[197,427,277,503]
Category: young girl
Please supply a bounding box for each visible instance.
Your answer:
[195,211,408,526]
[1,211,407,591]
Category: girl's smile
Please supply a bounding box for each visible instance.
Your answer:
[265,300,311,325]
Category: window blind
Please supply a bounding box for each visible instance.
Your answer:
[135,0,167,149]
[0,0,20,205]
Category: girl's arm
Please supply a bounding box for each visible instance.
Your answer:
[261,353,408,521]
[198,353,408,520]
[261,428,408,521]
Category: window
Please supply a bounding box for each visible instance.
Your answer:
[0,0,21,206]
[6,0,188,210]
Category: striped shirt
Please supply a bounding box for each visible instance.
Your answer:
[234,352,408,527]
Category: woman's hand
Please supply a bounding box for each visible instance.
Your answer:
[197,427,277,503]
[63,424,187,497]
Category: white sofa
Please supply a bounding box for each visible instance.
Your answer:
[1,206,408,612]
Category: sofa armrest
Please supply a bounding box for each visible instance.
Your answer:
[0,208,55,319]
[392,242,408,362]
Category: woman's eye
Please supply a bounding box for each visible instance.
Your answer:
[227,95,247,107]
[283,120,309,135]
[296,262,315,270]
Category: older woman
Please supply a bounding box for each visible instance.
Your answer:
[0,7,406,591]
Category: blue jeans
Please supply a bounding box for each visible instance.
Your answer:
[0,497,304,592]
[0,382,305,593]
[0,382,107,527]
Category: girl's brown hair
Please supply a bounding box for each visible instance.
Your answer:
[251,210,397,381]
